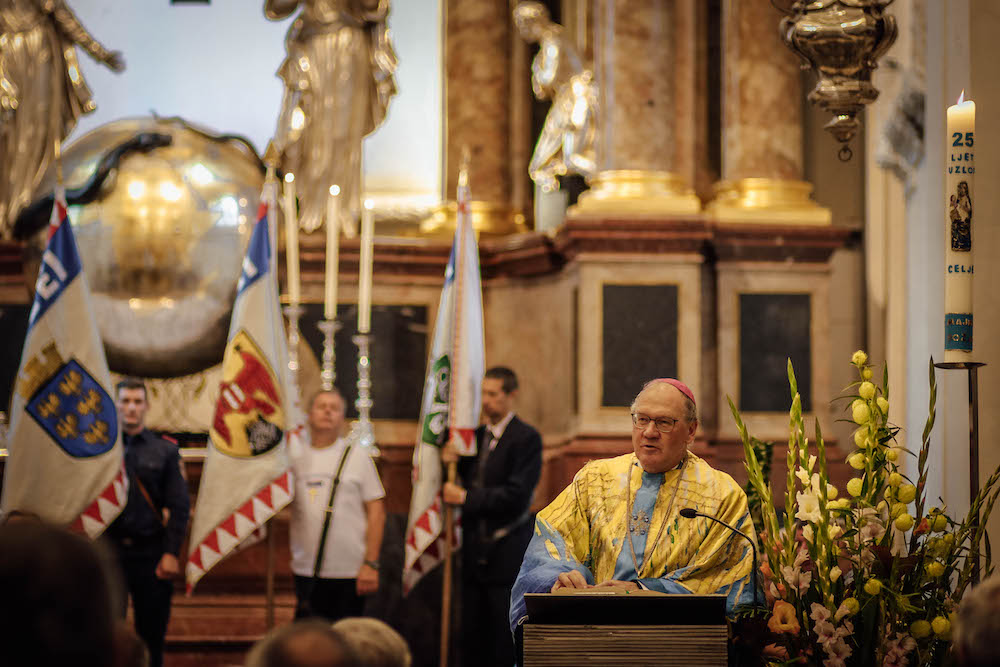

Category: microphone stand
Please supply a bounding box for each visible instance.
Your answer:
[680,508,760,610]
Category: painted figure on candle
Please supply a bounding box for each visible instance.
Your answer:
[265,0,397,235]
[950,180,972,251]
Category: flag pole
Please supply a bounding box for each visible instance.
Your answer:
[440,148,472,667]
[441,462,456,667]
[266,518,276,629]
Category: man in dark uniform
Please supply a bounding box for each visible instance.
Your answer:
[442,367,543,667]
[106,377,190,667]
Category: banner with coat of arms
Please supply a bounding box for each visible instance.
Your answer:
[186,200,295,592]
[403,172,485,594]
[1,191,127,536]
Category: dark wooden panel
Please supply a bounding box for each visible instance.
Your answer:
[738,293,811,412]
[602,285,678,407]
[0,304,30,412]
[297,303,427,421]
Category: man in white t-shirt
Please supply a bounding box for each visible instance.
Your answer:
[289,389,386,621]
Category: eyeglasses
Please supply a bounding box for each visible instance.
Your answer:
[631,413,680,433]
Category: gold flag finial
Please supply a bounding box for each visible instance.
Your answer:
[458,145,471,189]
[54,138,64,186]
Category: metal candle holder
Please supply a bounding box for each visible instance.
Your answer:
[346,332,378,457]
[317,319,340,390]
[283,304,304,382]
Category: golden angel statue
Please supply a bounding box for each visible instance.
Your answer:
[0,0,124,239]
[513,1,596,193]
[266,0,397,234]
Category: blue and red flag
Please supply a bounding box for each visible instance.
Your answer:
[1,188,127,536]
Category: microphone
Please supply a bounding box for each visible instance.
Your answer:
[679,507,760,610]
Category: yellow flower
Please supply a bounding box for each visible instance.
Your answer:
[887,472,903,487]
[894,513,914,531]
[767,600,800,634]
[843,597,859,615]
[932,616,951,638]
[862,367,873,380]
[864,578,882,595]
[898,484,917,504]
[887,448,899,462]
[852,350,869,366]
[911,619,932,639]
[827,484,838,500]
[859,381,876,400]
[830,566,843,582]
[853,429,866,448]
[877,396,890,415]
[890,502,906,519]
[847,478,864,497]
[848,453,866,470]
[853,402,871,424]
[828,499,851,510]
[932,514,948,532]
[925,561,946,578]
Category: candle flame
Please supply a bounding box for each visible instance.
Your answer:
[364,199,374,210]
[329,185,340,196]
[284,172,295,183]
[957,90,965,105]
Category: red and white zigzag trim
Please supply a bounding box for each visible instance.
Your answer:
[402,492,462,595]
[185,470,292,594]
[69,467,129,539]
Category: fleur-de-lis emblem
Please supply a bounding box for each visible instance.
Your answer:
[37,393,61,418]
[77,389,102,415]
[83,419,110,445]
[55,413,79,439]
[59,370,83,396]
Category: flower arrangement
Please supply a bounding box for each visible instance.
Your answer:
[730,351,1000,667]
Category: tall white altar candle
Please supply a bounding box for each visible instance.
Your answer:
[358,200,375,333]
[283,173,300,307]
[325,185,341,320]
[944,92,975,361]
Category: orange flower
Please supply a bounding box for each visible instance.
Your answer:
[914,517,930,535]
[767,600,801,634]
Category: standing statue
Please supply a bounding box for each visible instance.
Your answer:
[0,0,124,239]
[513,1,596,193]
[266,0,397,234]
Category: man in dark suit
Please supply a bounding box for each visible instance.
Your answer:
[442,366,543,667]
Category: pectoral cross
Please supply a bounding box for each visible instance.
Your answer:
[629,510,650,536]
[308,487,319,504]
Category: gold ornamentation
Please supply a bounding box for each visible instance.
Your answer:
[706,178,831,225]
[571,170,701,218]
[0,0,124,238]
[513,2,596,193]
[420,200,527,238]
[266,0,398,234]
[16,341,63,400]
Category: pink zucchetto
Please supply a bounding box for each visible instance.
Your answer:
[649,378,696,407]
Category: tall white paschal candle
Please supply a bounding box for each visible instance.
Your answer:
[944,92,975,361]
[283,173,300,307]
[358,199,375,333]
[325,185,341,320]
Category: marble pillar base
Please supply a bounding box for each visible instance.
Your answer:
[569,170,702,218]
[419,200,527,237]
[705,178,832,225]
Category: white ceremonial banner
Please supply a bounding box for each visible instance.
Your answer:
[402,174,485,594]
[186,200,295,592]
[1,191,126,536]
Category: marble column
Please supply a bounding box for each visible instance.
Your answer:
[707,0,830,224]
[572,0,700,217]
[422,0,526,236]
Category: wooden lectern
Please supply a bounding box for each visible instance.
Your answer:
[521,591,729,666]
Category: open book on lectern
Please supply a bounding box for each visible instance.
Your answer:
[523,592,727,626]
